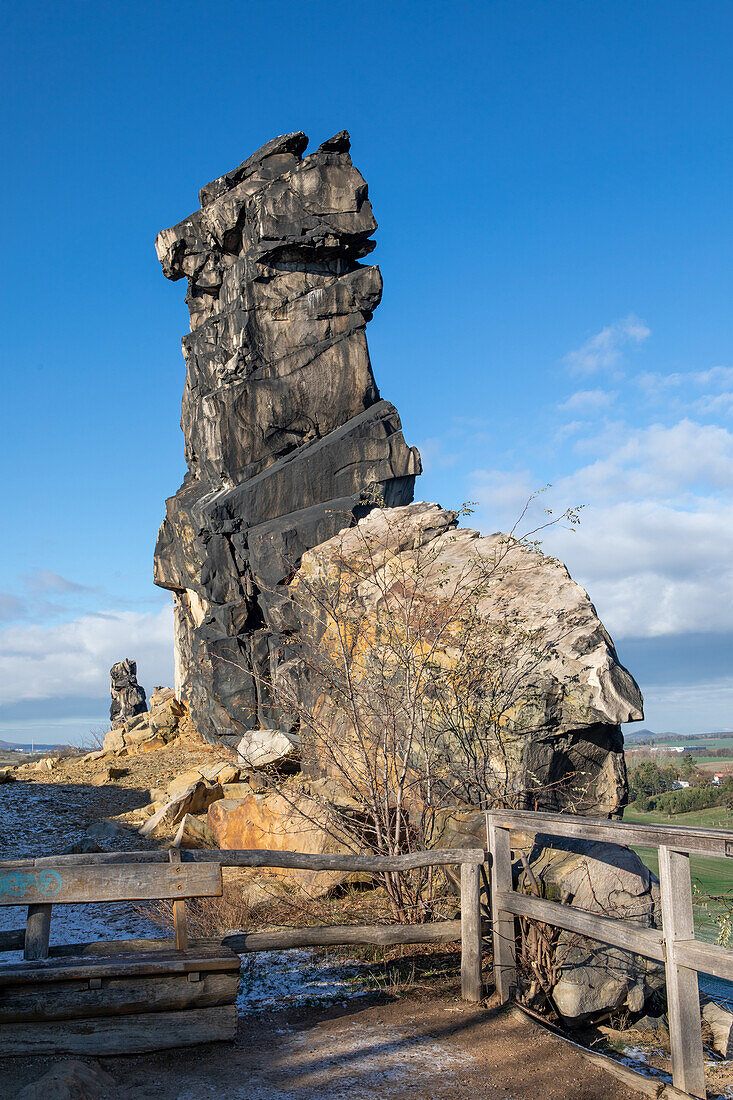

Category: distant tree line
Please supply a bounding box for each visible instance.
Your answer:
[627,757,733,814]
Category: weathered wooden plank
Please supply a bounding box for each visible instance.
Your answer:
[0,861,222,906]
[24,904,51,960]
[489,820,517,1003]
[0,847,486,873]
[48,938,178,958]
[0,1004,238,1055]
[497,890,666,963]
[460,861,483,1002]
[0,970,240,1022]
[0,928,25,952]
[0,947,240,986]
[222,920,465,952]
[488,808,733,859]
[676,937,733,983]
[658,846,706,1100]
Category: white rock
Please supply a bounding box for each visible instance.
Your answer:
[703,1000,733,1057]
[236,729,301,769]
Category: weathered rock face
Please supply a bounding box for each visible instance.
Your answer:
[207,787,354,896]
[109,659,147,729]
[287,503,643,815]
[154,131,420,743]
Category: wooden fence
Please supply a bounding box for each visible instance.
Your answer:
[487,809,733,1100]
[0,846,487,1003]
[5,814,732,1093]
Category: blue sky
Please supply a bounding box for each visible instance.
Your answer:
[1,0,732,741]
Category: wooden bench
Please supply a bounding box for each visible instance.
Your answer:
[0,850,240,1055]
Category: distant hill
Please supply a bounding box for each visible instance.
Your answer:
[624,728,658,741]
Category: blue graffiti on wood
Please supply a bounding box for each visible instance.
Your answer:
[0,869,62,899]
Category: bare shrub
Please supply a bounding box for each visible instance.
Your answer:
[254,496,585,922]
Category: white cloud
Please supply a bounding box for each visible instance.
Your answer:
[470,419,733,640]
[560,420,733,503]
[693,392,733,416]
[558,389,616,412]
[543,501,733,637]
[637,365,733,393]
[0,605,174,706]
[23,569,97,595]
[564,315,650,375]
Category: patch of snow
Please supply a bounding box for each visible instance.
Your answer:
[237,948,371,1013]
[0,778,160,960]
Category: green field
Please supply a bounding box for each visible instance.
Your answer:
[625,807,733,942]
[625,806,733,828]
[627,735,733,752]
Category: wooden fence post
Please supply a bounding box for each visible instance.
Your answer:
[658,845,706,1099]
[460,861,483,1002]
[488,816,516,1003]
[169,848,188,951]
[24,904,52,960]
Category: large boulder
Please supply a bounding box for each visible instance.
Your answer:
[285,502,643,816]
[236,728,301,770]
[153,130,420,745]
[440,810,662,1024]
[703,1000,733,1057]
[521,835,663,1021]
[207,787,354,896]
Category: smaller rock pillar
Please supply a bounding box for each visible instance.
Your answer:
[110,659,147,729]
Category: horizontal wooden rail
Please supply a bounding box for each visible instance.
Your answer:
[496,890,665,963]
[0,847,486,873]
[487,808,733,859]
[675,939,733,984]
[0,920,468,957]
[222,920,465,952]
[0,947,239,986]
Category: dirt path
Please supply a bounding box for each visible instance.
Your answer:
[0,995,644,1100]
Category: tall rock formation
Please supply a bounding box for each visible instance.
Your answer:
[154,131,420,743]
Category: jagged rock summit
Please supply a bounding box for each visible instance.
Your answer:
[154,131,420,742]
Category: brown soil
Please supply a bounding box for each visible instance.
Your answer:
[0,993,645,1100]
